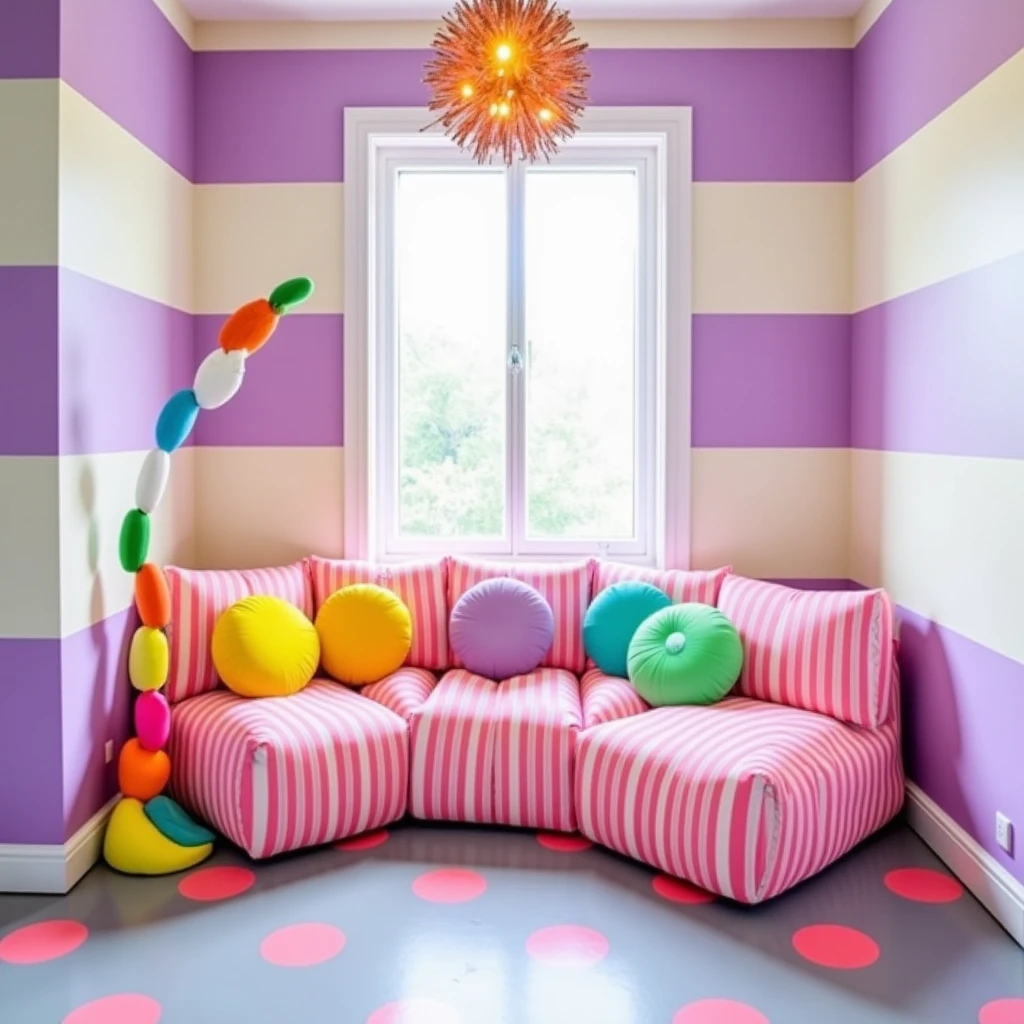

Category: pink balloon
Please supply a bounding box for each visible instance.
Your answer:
[134,691,170,751]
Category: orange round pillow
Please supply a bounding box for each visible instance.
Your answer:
[118,739,171,801]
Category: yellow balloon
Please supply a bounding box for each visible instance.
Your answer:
[103,798,212,876]
[129,626,169,692]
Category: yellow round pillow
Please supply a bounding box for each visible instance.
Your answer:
[315,584,412,686]
[211,595,320,698]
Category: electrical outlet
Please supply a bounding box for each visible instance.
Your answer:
[996,812,1013,855]
[104,740,114,765]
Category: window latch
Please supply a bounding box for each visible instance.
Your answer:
[508,343,524,376]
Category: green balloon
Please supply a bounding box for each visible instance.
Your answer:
[119,508,150,573]
[268,277,315,313]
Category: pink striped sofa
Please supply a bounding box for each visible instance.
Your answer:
[163,556,903,903]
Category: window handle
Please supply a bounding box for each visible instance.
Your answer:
[508,343,524,376]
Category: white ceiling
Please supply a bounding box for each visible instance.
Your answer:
[181,0,864,21]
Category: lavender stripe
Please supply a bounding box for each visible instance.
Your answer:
[0,638,63,845]
[852,252,1024,458]
[0,267,59,457]
[195,47,852,184]
[766,578,863,591]
[60,0,194,180]
[896,604,1024,885]
[193,313,344,447]
[693,314,851,448]
[853,0,1024,177]
[62,605,134,840]
[60,270,194,456]
[0,0,60,79]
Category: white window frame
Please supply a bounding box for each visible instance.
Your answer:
[344,106,692,568]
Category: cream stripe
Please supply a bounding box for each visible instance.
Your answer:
[152,0,196,49]
[59,448,195,640]
[196,181,851,315]
[59,82,192,314]
[853,0,895,44]
[195,18,853,52]
[0,79,59,267]
[193,446,345,569]
[852,448,1024,667]
[854,47,1024,311]
[692,447,850,580]
[0,457,60,639]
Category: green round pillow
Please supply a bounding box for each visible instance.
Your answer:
[626,603,743,707]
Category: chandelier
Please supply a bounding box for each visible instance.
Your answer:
[424,0,590,165]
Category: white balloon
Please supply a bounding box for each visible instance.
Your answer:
[193,348,246,410]
[136,449,171,514]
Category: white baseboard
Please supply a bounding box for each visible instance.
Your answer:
[0,796,118,895]
[905,782,1024,948]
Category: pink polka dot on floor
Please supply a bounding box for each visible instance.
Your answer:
[411,868,487,904]
[791,924,880,970]
[0,920,89,964]
[259,923,347,967]
[525,925,609,967]
[62,994,162,1024]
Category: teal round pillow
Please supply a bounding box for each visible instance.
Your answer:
[626,603,743,706]
[584,581,672,678]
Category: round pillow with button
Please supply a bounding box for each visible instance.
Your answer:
[212,595,320,698]
[583,580,673,678]
[315,583,412,686]
[626,603,743,707]
[450,577,554,680]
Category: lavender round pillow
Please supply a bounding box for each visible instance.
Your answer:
[450,578,554,679]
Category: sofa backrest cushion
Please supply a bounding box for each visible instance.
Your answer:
[164,560,314,704]
[447,557,592,674]
[717,575,895,729]
[593,560,732,605]
[309,556,449,671]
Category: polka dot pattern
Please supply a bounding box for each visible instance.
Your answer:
[536,833,592,852]
[259,923,346,967]
[178,866,256,902]
[412,868,487,904]
[979,999,1024,1024]
[366,998,462,1024]
[653,874,716,905]
[884,867,964,903]
[62,994,162,1024]
[792,924,880,970]
[526,925,609,967]
[0,920,88,964]
[336,830,390,852]
[673,999,770,1024]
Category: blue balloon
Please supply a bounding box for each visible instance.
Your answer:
[155,389,199,452]
[144,795,216,848]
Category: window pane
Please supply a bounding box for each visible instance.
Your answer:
[395,170,507,541]
[523,169,639,542]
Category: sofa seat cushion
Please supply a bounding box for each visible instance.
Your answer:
[409,668,583,831]
[361,667,438,722]
[169,680,408,859]
[575,697,903,903]
[579,669,649,729]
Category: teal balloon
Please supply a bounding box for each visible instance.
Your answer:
[155,390,199,453]
[144,795,216,848]
[627,603,743,707]
[268,276,314,313]
[583,581,672,678]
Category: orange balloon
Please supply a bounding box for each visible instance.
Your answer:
[118,739,171,801]
[135,563,170,629]
[218,298,279,355]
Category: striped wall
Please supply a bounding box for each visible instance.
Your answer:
[191,19,855,581]
[851,0,1024,882]
[0,0,195,845]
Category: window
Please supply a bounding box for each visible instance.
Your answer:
[345,109,692,566]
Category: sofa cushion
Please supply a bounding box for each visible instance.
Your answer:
[164,561,314,704]
[169,680,408,858]
[592,560,732,604]
[575,697,903,903]
[361,667,438,722]
[310,556,449,671]
[447,557,592,673]
[579,669,649,730]
[718,576,895,729]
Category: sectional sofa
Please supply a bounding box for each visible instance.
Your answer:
[164,556,904,904]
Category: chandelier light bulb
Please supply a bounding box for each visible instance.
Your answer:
[496,42,513,61]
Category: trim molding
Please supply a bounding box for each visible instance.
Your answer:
[0,796,118,895]
[905,782,1024,948]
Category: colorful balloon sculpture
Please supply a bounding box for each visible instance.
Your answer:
[102,277,315,875]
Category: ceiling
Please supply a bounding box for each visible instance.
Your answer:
[181,0,864,21]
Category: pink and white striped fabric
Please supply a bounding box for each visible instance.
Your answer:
[579,669,649,730]
[361,667,437,722]
[575,695,904,903]
[592,560,732,604]
[718,576,895,729]
[310,556,449,670]
[168,680,408,859]
[491,668,583,831]
[164,561,314,704]
[447,557,592,673]
[409,670,499,823]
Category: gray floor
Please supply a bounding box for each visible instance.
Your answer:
[1,820,1022,1023]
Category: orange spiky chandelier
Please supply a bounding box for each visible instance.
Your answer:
[424,0,590,165]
